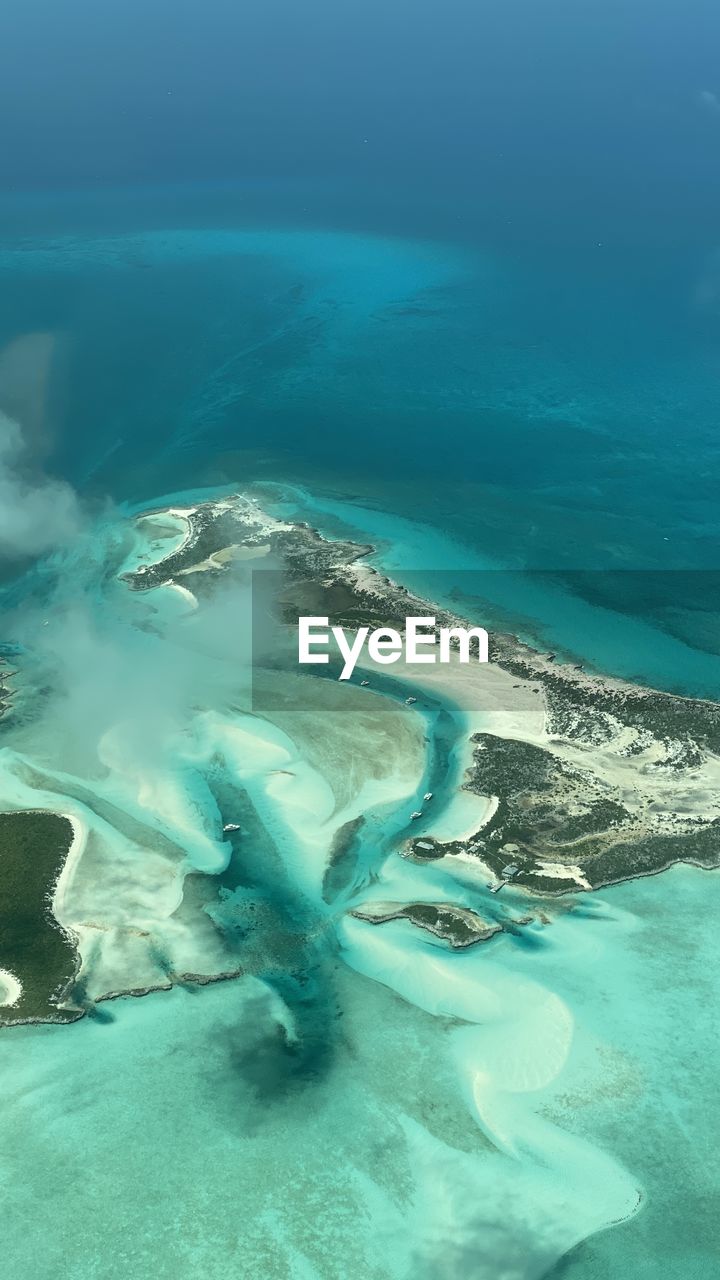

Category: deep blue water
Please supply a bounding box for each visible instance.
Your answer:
[1,178,719,693]
[2,0,720,617]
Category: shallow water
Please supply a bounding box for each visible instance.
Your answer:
[2,812,717,1278]
[0,499,716,1277]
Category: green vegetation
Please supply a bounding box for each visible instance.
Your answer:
[0,658,14,720]
[492,636,720,764]
[466,733,631,856]
[124,495,720,899]
[352,902,502,948]
[0,811,80,1026]
[441,732,720,893]
[403,903,500,946]
[578,822,720,890]
[124,505,249,594]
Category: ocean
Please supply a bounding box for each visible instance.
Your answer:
[2,176,720,675]
[1,1,719,1275]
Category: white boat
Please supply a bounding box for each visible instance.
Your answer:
[423,792,433,802]
[223,823,241,833]
[405,696,417,705]
[410,810,423,820]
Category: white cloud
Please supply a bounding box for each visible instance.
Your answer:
[0,412,81,560]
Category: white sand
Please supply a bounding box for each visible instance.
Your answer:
[424,788,496,843]
[340,912,641,1255]
[163,581,199,611]
[176,542,271,575]
[202,702,424,900]
[0,969,22,1008]
[52,812,88,919]
[359,649,546,741]
[0,745,238,1001]
[359,647,720,852]
[534,860,592,890]
[97,723,229,875]
[151,506,197,557]
[122,507,197,577]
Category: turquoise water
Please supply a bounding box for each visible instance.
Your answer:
[2,809,717,1278]
[0,483,716,1278]
[0,181,718,1277]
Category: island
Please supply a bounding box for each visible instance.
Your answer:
[350,902,503,948]
[124,491,720,896]
[2,488,719,1029]
[0,810,80,1027]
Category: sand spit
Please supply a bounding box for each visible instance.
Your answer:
[201,695,424,901]
[95,965,244,1005]
[163,581,199,611]
[119,507,197,580]
[422,787,497,844]
[142,505,197,554]
[52,812,88,919]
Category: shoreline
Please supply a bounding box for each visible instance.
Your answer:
[52,812,88,921]
[0,967,247,1031]
[131,489,720,901]
[5,484,720,1036]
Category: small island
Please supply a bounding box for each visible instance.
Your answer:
[0,810,80,1027]
[350,901,503,948]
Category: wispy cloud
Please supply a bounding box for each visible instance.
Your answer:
[696,88,720,114]
[0,411,81,560]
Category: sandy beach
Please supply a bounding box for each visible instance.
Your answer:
[52,812,89,919]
